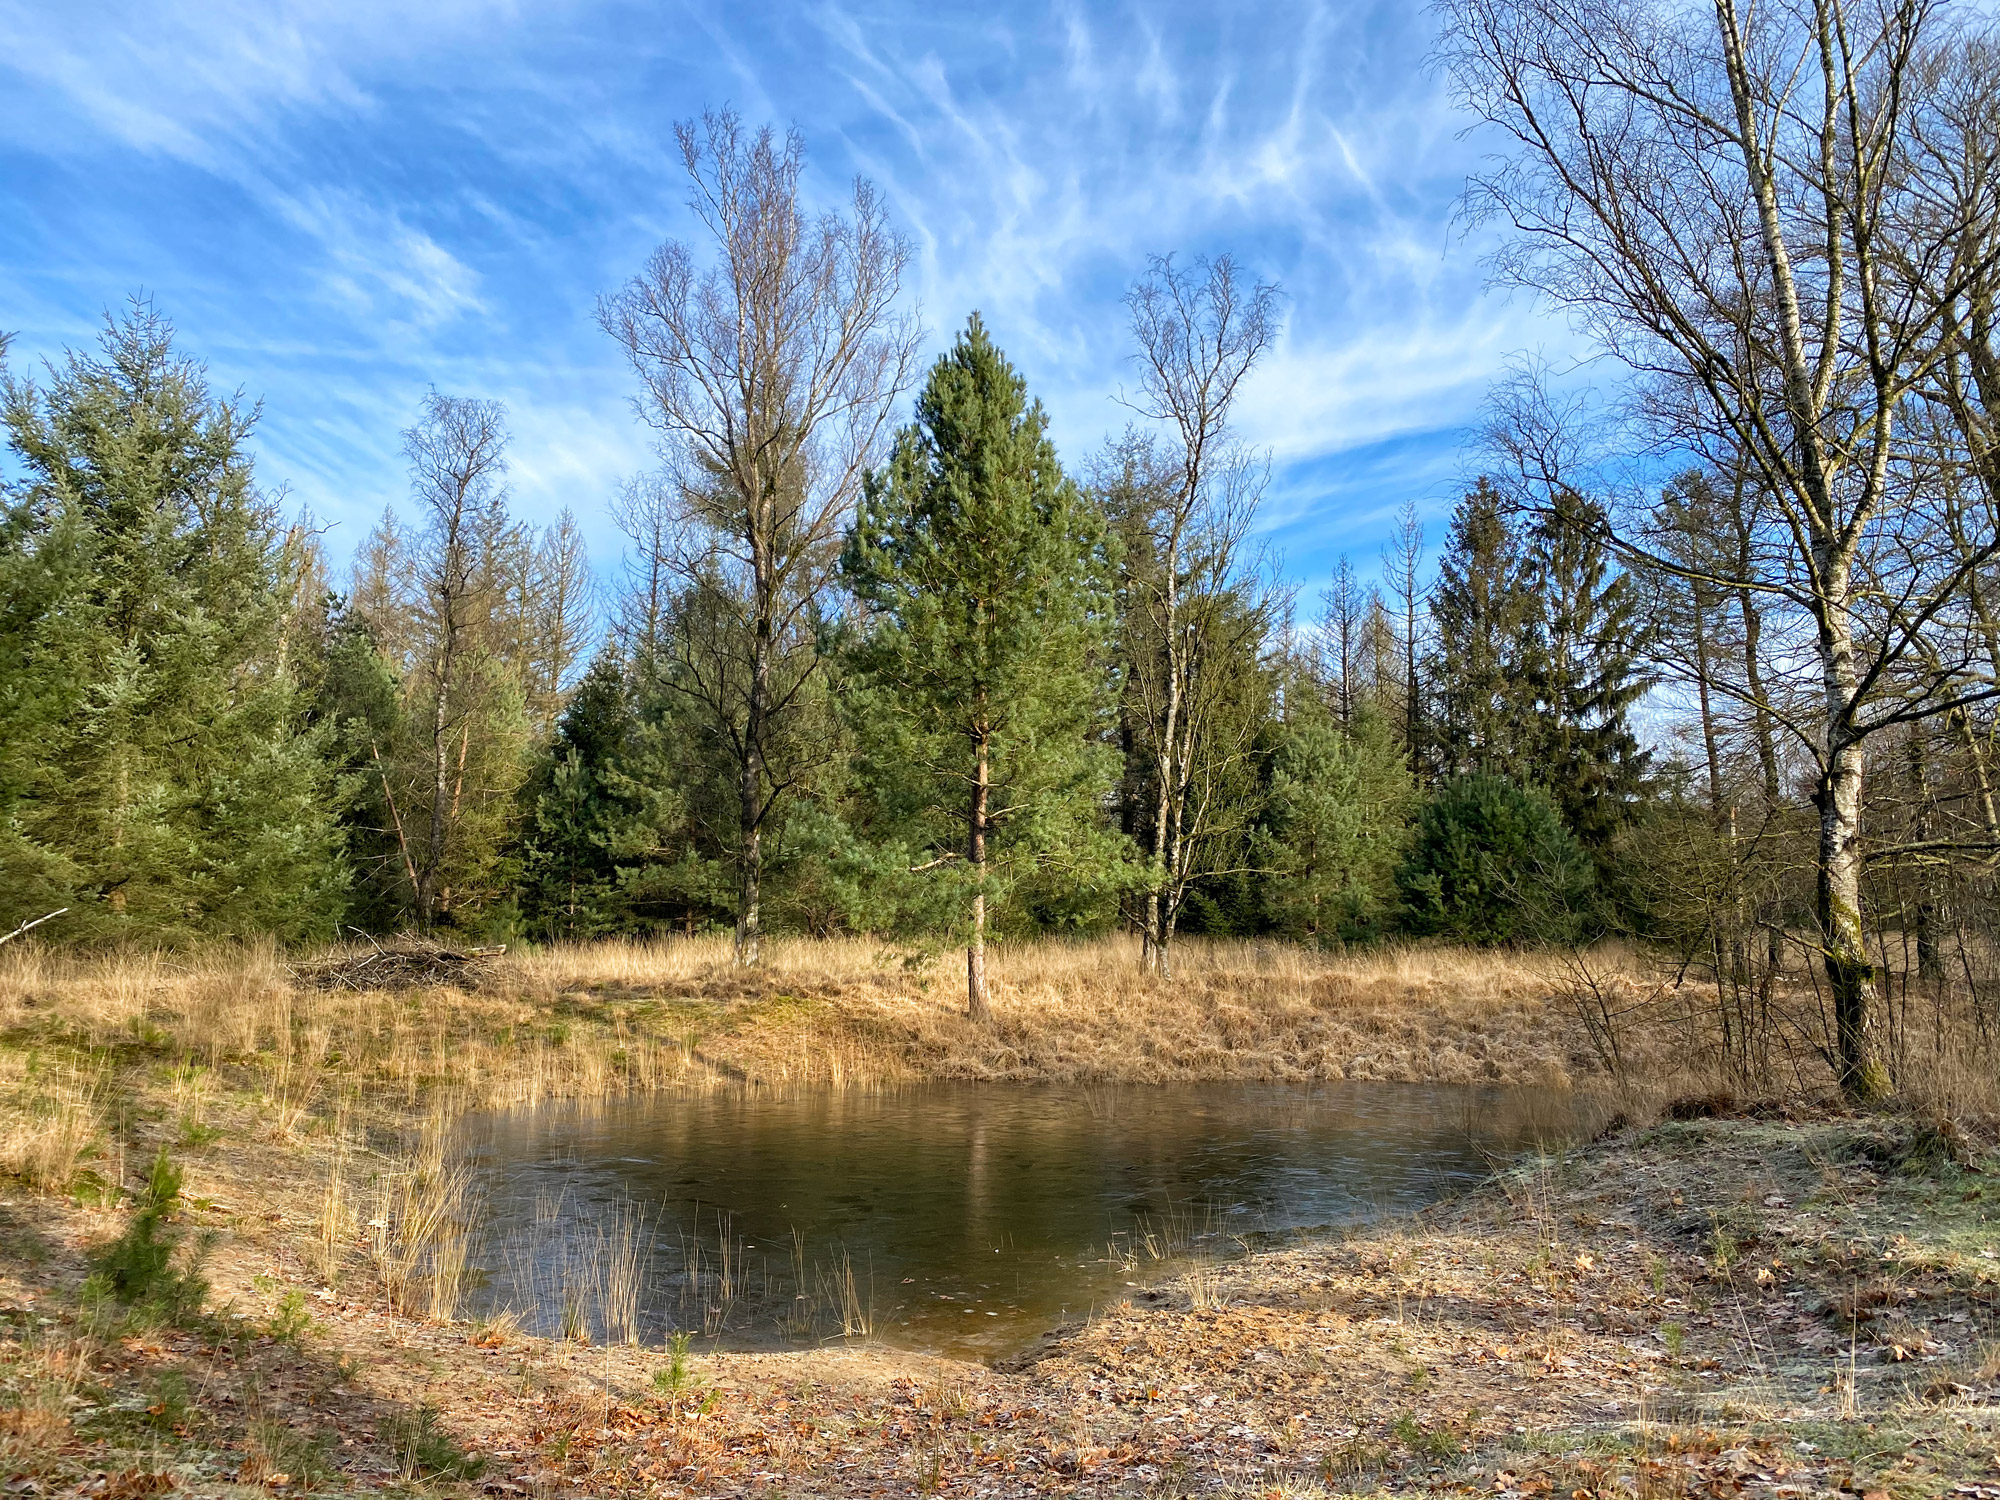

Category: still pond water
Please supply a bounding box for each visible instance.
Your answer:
[460,1083,1579,1361]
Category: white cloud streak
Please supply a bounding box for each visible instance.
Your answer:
[0,0,1574,578]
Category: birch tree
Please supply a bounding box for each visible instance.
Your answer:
[1438,0,2000,1097]
[598,109,920,964]
[394,392,528,927]
[1119,254,1281,978]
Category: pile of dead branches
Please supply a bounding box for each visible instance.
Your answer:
[293,937,506,992]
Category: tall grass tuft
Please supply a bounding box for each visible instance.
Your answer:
[316,1144,350,1288]
[819,1247,872,1339]
[596,1196,652,1346]
[0,1055,106,1193]
[369,1124,478,1322]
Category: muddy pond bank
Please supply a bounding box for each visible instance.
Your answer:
[9,1109,1998,1498]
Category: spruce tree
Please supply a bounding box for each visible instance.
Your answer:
[841,315,1124,1019]
[1254,698,1415,944]
[1520,489,1653,846]
[309,604,406,932]
[516,654,631,938]
[1397,774,1596,945]
[1428,480,1652,853]
[0,302,343,942]
[1429,479,1541,782]
[513,645,735,940]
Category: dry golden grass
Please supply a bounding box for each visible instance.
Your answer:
[0,1051,108,1191]
[0,934,1627,1202]
[0,931,1987,1197]
[0,933,1607,1104]
[506,932,1621,1088]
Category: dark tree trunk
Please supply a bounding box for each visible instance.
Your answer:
[967,733,991,1021]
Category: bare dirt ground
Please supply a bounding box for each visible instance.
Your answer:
[6,1105,1997,1500]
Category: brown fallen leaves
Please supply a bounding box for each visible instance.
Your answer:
[7,1113,1999,1498]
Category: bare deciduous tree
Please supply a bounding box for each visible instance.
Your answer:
[1120,253,1283,978]
[401,391,514,927]
[526,507,596,727]
[1382,498,1427,767]
[598,109,921,964]
[611,472,676,659]
[1321,555,1366,726]
[1439,0,2000,1099]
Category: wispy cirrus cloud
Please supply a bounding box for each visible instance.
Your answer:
[0,0,545,164]
[272,190,486,332]
[797,0,1554,497]
[0,0,1562,589]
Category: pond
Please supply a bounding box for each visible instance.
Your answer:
[459,1082,1581,1361]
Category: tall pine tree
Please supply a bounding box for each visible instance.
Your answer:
[841,316,1125,1019]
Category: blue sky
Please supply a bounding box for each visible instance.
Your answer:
[0,0,1562,600]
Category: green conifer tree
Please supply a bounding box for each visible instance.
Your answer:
[516,653,631,938]
[1429,479,1541,783]
[841,315,1126,1018]
[513,646,733,939]
[1254,698,1415,944]
[0,303,344,942]
[1429,480,1652,853]
[1520,489,1653,847]
[1397,774,1596,945]
[306,605,406,932]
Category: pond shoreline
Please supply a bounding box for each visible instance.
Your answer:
[6,1108,1997,1497]
[5,940,1993,1494]
[455,1080,1586,1361]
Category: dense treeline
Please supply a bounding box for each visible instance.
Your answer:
[9,16,2000,1106]
[0,291,1650,965]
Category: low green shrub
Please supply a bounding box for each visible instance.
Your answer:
[1397,774,1596,945]
[85,1148,210,1328]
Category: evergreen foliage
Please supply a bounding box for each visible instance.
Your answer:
[840,316,1130,1004]
[1253,697,1415,944]
[515,653,635,938]
[1429,479,1652,851]
[1397,774,1596,945]
[307,605,407,932]
[0,305,1676,955]
[1520,489,1653,847]
[1428,480,1542,783]
[513,648,736,939]
[0,303,343,943]
[87,1148,211,1327]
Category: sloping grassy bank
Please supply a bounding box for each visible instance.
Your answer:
[4,1103,1996,1497]
[2,936,1996,1496]
[0,935,1639,1162]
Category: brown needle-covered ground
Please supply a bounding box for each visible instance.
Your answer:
[9,1107,1999,1498]
[2,939,1996,1498]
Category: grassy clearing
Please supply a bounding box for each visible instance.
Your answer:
[0,934,1612,1496]
[0,934,1995,1495]
[0,933,1654,1126]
